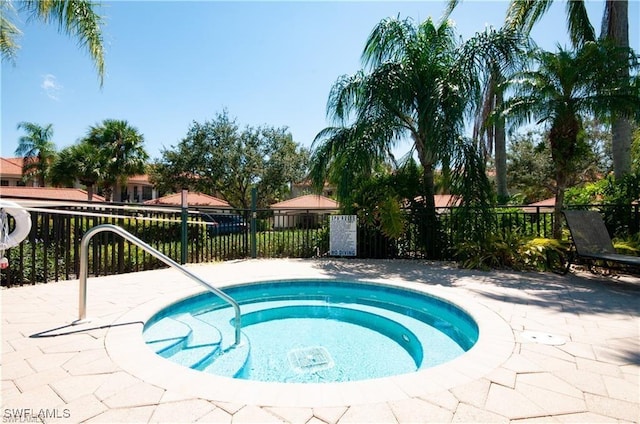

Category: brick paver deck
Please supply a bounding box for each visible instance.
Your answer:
[2,259,638,423]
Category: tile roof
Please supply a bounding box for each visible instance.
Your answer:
[127,174,152,184]
[0,157,24,176]
[0,186,105,201]
[271,194,339,209]
[413,194,461,208]
[528,197,555,207]
[144,192,230,207]
[521,197,555,213]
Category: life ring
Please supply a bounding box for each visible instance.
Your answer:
[0,200,32,250]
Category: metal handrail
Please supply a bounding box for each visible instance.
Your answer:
[76,224,242,346]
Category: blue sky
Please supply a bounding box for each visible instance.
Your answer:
[2,1,638,162]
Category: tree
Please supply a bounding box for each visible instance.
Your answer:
[507,131,554,203]
[501,41,639,238]
[152,111,309,209]
[310,17,527,257]
[1,0,105,85]
[50,141,106,201]
[84,119,149,202]
[508,120,612,204]
[505,0,633,178]
[445,1,530,204]
[15,121,57,187]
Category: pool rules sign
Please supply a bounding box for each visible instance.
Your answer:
[329,215,357,256]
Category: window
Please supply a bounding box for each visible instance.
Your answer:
[142,186,153,201]
[0,180,8,186]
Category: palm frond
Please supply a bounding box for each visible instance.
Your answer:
[565,0,596,46]
[22,0,105,86]
[505,0,554,35]
[0,2,22,63]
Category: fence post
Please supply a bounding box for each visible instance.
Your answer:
[181,189,188,264]
[251,187,257,258]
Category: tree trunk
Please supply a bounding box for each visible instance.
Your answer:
[602,0,631,178]
[494,93,509,203]
[553,170,567,240]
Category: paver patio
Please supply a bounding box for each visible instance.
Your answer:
[1,259,638,423]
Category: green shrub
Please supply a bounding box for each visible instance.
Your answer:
[519,237,569,272]
[455,230,569,272]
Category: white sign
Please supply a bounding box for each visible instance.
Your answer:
[329,215,357,256]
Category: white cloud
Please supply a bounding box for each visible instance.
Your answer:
[41,74,63,100]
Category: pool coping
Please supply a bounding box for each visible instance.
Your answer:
[105,275,515,408]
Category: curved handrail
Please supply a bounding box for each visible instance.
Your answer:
[76,224,242,346]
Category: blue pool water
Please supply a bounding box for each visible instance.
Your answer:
[143,280,478,383]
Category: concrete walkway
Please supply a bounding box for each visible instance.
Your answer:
[2,259,638,423]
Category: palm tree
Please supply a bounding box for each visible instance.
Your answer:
[15,121,57,187]
[471,65,510,203]
[505,0,632,178]
[85,119,149,202]
[310,17,527,256]
[502,41,639,238]
[50,141,105,201]
[1,0,105,85]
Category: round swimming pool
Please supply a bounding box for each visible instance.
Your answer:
[143,279,478,383]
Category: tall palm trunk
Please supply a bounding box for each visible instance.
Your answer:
[421,164,440,258]
[494,93,509,203]
[415,135,440,257]
[603,0,631,178]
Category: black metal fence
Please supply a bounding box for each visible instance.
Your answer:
[2,200,639,286]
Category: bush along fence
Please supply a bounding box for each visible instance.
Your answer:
[1,199,639,286]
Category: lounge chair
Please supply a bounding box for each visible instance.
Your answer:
[563,209,640,273]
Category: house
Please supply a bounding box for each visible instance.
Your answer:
[412,194,461,212]
[0,186,105,202]
[0,157,36,187]
[0,156,158,203]
[145,192,231,208]
[522,197,555,213]
[271,194,339,229]
[114,174,157,203]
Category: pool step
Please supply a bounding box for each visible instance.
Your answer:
[186,309,251,376]
[173,313,222,347]
[160,314,224,369]
[201,334,250,377]
[168,344,220,369]
[144,317,191,356]
[146,309,251,377]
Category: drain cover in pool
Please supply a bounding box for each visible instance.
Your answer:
[288,347,334,373]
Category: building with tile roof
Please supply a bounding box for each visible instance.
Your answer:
[0,157,37,187]
[1,156,157,203]
[144,192,231,208]
[270,194,339,228]
[0,186,105,202]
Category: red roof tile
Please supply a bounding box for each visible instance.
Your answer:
[271,195,339,209]
[522,197,555,213]
[0,186,105,201]
[413,194,461,208]
[0,157,24,176]
[528,197,555,207]
[127,174,152,184]
[144,192,230,207]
